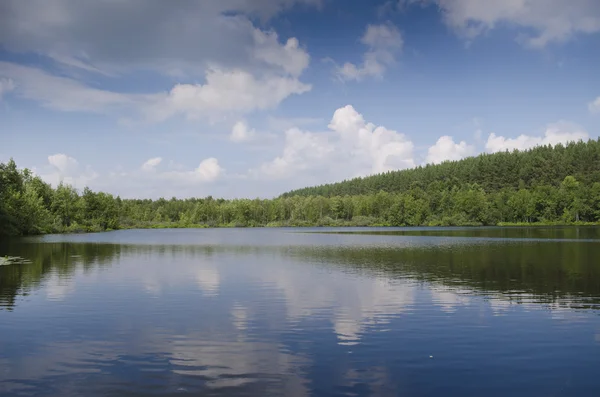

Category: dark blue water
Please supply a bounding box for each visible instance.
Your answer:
[1,227,600,396]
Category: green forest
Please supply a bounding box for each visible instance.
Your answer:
[2,139,600,236]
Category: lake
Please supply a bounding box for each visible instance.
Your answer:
[1,227,600,396]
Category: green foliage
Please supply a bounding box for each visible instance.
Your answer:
[0,160,54,236]
[1,140,600,236]
[282,139,600,198]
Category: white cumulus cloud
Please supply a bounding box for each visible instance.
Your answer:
[0,2,314,122]
[147,68,311,122]
[336,23,403,81]
[589,97,600,113]
[420,0,600,48]
[252,30,310,77]
[426,136,476,164]
[48,153,79,174]
[149,158,225,187]
[259,127,334,179]
[110,157,224,198]
[141,157,163,172]
[40,153,98,188]
[485,121,589,153]
[328,105,414,172]
[0,62,310,122]
[35,153,224,198]
[230,121,256,143]
[258,105,415,185]
[195,158,223,182]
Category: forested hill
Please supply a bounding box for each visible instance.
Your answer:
[281,139,600,198]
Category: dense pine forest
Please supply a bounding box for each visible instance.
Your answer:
[1,139,600,236]
[282,139,600,197]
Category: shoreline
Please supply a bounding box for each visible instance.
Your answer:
[15,220,600,237]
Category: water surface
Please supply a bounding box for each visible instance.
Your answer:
[1,227,600,396]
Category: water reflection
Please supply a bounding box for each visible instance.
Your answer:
[293,241,600,308]
[195,264,220,297]
[3,237,600,311]
[0,242,119,310]
[312,226,600,240]
[1,229,600,396]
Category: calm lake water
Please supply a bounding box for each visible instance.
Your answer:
[1,227,600,396]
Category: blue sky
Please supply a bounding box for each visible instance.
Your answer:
[1,0,599,199]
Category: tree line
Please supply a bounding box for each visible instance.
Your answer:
[1,139,600,236]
